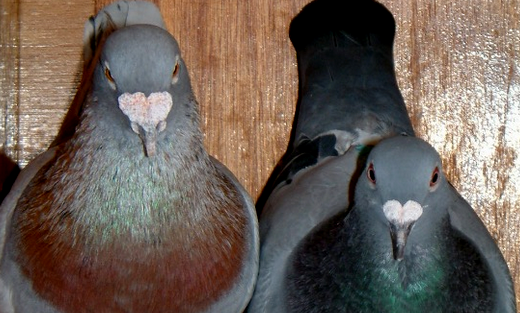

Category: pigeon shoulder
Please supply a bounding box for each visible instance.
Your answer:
[0,146,60,257]
[207,156,259,313]
[248,147,361,313]
[0,146,62,313]
[447,186,516,312]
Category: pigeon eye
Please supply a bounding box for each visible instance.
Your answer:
[367,162,376,184]
[104,67,114,82]
[429,166,440,189]
[172,60,180,84]
[104,63,116,89]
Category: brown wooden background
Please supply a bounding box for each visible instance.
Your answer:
[1,0,519,307]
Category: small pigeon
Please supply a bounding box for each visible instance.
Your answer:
[0,2,258,313]
[247,0,516,312]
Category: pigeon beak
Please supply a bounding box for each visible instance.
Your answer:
[382,200,423,261]
[132,121,167,157]
[118,91,173,157]
[389,222,414,261]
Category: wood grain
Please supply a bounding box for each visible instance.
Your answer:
[1,0,519,307]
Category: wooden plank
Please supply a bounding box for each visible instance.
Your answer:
[0,0,21,199]
[0,0,518,306]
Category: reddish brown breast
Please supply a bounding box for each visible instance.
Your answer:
[13,173,248,313]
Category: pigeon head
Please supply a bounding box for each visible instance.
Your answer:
[94,24,192,157]
[357,136,446,260]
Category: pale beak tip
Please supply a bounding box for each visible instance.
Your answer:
[144,139,157,157]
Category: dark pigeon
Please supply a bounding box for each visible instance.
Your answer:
[247,0,515,312]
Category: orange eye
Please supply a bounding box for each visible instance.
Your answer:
[171,60,180,84]
[430,166,439,188]
[172,62,179,78]
[367,162,376,184]
[104,66,115,83]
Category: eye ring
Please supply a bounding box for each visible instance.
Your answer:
[367,162,376,185]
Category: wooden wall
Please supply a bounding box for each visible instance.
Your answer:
[1,0,519,307]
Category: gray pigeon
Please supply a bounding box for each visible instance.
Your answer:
[247,0,515,312]
[0,2,258,313]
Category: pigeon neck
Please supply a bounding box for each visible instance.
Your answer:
[354,214,492,309]
[59,106,223,243]
[289,211,491,310]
